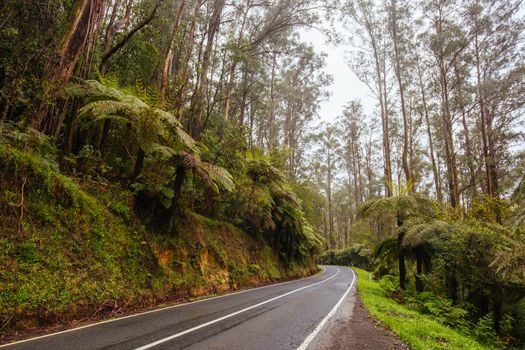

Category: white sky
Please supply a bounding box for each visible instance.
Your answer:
[299,25,377,124]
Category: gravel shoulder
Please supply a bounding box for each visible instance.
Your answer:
[309,273,409,350]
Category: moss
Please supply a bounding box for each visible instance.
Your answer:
[0,145,147,327]
[0,145,315,333]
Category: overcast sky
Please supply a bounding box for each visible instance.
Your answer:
[300,24,377,125]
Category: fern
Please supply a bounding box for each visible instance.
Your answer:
[403,219,456,249]
[178,151,235,194]
[491,235,525,283]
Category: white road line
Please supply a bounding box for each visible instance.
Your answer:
[0,268,327,349]
[134,268,341,350]
[296,268,356,350]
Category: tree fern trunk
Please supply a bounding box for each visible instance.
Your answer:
[99,119,111,156]
[129,148,145,183]
[167,165,186,233]
[446,264,458,302]
[398,233,406,290]
[397,215,406,290]
[415,250,423,292]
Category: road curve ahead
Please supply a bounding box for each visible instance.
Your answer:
[2,266,356,350]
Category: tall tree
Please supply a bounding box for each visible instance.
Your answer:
[189,0,226,137]
[466,0,525,198]
[35,0,105,131]
[387,0,413,190]
[345,0,393,196]
[423,0,466,208]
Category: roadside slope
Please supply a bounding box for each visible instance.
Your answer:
[0,145,316,339]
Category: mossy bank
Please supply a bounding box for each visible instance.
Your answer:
[0,144,317,337]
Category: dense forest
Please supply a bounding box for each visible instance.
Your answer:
[0,0,524,348]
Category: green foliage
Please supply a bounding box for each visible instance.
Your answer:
[230,149,323,261]
[474,313,499,346]
[66,79,199,154]
[65,80,239,223]
[354,268,487,350]
[373,272,512,348]
[357,192,438,224]
[317,244,373,269]
[0,144,145,327]
[405,292,471,331]
[0,122,57,162]
[289,180,326,234]
[355,191,525,346]
[515,297,525,340]
[469,195,511,224]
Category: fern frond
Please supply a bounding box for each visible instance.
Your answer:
[79,100,135,118]
[491,235,525,283]
[153,109,183,128]
[179,151,199,169]
[86,114,129,126]
[403,220,455,249]
[201,162,235,192]
[148,144,177,160]
[174,127,200,154]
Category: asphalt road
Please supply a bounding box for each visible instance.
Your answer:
[1,266,356,350]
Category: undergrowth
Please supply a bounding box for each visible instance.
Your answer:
[353,267,495,350]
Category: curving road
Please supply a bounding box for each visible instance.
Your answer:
[1,266,356,350]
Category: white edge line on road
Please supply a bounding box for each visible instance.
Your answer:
[0,267,328,349]
[133,268,341,350]
[296,268,356,350]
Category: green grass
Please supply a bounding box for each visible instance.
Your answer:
[352,267,489,350]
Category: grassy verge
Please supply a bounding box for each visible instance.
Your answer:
[352,267,488,350]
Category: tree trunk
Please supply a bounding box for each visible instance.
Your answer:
[446,264,458,302]
[35,0,105,131]
[475,34,498,197]
[380,54,393,197]
[103,0,122,52]
[99,0,162,75]
[327,150,334,250]
[351,1,391,196]
[159,0,187,106]
[438,58,460,208]
[415,250,424,292]
[454,63,476,203]
[432,6,461,209]
[223,0,251,121]
[397,215,406,290]
[398,235,406,290]
[129,148,145,183]
[175,0,201,120]
[167,165,186,233]
[389,0,412,191]
[417,62,442,201]
[191,0,226,137]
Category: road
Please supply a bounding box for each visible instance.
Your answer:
[1,266,356,350]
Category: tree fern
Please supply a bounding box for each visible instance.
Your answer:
[403,219,456,249]
[67,79,235,205]
[491,235,525,283]
[68,79,198,154]
[178,151,235,194]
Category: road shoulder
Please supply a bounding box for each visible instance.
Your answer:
[308,271,409,350]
